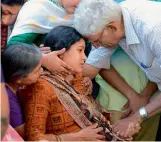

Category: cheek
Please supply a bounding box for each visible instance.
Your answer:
[23,74,39,85]
[2,15,17,25]
[63,53,81,70]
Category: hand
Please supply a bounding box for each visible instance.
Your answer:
[83,77,93,95]
[112,113,142,138]
[121,95,149,117]
[42,48,73,75]
[75,123,105,141]
[39,44,51,54]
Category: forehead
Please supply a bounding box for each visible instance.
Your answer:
[1,4,10,10]
[71,38,85,48]
[87,32,102,41]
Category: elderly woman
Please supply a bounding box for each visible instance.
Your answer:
[1,43,43,138]
[20,26,132,141]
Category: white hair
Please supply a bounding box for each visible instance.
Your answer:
[73,0,122,36]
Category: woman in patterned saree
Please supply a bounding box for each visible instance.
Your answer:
[21,26,138,141]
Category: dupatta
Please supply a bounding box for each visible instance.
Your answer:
[41,71,131,141]
[9,0,73,39]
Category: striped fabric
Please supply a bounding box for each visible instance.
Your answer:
[86,0,161,90]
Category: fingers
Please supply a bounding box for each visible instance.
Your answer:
[112,120,119,130]
[88,123,98,129]
[57,66,71,75]
[121,108,132,119]
[40,47,51,51]
[60,60,73,73]
[39,44,44,48]
[96,134,106,140]
[86,88,92,95]
[55,48,66,55]
[124,123,133,138]
[41,50,51,54]
[94,126,104,133]
[83,77,93,95]
[39,46,51,54]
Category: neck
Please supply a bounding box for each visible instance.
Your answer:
[6,83,19,94]
[54,72,75,85]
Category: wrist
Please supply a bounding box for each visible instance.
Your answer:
[42,54,46,67]
[140,92,151,100]
[138,106,149,121]
[127,92,139,101]
[60,133,79,141]
[133,111,143,123]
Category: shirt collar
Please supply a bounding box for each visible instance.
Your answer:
[121,6,140,45]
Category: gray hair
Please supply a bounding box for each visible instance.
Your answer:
[73,0,122,36]
[2,43,42,83]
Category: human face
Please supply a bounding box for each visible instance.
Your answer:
[62,39,87,73]
[88,24,123,48]
[62,0,80,14]
[17,60,43,85]
[1,4,21,25]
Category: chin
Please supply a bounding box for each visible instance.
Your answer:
[66,9,75,14]
[74,68,82,74]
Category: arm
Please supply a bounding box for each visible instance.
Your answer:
[24,79,53,141]
[112,23,161,138]
[112,93,161,138]
[14,124,25,139]
[7,33,39,45]
[83,46,114,79]
[83,64,100,79]
[139,80,158,99]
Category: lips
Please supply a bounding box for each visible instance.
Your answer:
[80,63,84,67]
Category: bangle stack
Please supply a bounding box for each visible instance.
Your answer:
[55,135,64,141]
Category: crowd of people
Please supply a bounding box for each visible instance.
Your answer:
[1,0,161,141]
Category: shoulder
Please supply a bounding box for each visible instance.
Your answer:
[72,74,86,95]
[20,77,57,100]
[121,0,161,29]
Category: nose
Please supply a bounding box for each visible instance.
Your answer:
[83,52,87,61]
[92,42,101,48]
[40,67,43,74]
